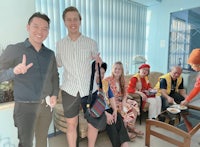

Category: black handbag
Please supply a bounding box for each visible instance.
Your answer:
[86,61,106,118]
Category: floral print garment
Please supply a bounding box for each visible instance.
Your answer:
[104,76,139,123]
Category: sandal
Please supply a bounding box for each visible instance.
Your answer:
[127,126,144,137]
[133,129,144,137]
[128,132,136,142]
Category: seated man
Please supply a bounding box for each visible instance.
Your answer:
[154,66,187,111]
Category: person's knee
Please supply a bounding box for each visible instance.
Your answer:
[66,117,78,131]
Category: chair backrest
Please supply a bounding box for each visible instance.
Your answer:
[124,75,133,88]
[148,71,164,88]
[125,72,164,89]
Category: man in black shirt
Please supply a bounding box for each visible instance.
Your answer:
[155,66,187,111]
[0,12,59,147]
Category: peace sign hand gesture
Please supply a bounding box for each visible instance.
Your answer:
[13,54,33,75]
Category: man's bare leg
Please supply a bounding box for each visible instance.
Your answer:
[87,123,98,147]
[66,115,78,147]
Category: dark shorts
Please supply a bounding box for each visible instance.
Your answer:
[61,90,81,118]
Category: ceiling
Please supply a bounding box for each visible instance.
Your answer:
[129,0,162,6]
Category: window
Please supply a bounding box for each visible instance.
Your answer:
[35,0,147,75]
[168,17,190,70]
[168,7,200,71]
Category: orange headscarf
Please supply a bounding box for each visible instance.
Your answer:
[188,48,200,64]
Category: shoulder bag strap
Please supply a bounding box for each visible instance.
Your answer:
[97,63,102,89]
[87,61,102,105]
[87,61,96,105]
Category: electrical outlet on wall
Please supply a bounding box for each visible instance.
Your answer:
[160,40,166,48]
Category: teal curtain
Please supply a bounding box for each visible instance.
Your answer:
[35,0,147,74]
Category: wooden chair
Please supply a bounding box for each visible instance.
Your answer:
[145,119,191,147]
[145,105,200,147]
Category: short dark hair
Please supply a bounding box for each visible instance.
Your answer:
[62,6,82,21]
[28,12,50,26]
[101,62,107,72]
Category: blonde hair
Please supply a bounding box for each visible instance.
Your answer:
[111,61,126,96]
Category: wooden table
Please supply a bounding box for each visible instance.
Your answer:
[145,105,200,147]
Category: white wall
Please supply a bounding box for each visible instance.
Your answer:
[0,0,35,146]
[0,0,35,49]
[147,0,200,73]
[0,103,17,146]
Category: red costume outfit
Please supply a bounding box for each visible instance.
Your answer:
[185,48,200,103]
[127,73,155,108]
[127,64,161,119]
[185,75,200,102]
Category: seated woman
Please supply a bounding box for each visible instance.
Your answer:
[127,64,161,119]
[104,61,144,138]
[181,48,200,106]
[97,62,131,146]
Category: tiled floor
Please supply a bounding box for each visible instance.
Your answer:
[48,118,200,147]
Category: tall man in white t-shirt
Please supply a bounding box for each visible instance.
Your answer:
[56,6,103,147]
